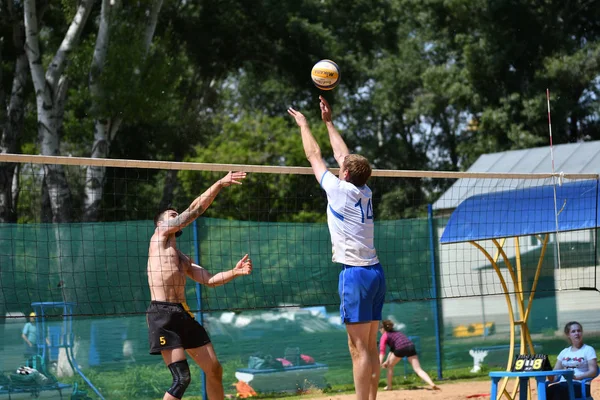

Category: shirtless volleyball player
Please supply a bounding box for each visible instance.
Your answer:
[147,171,252,400]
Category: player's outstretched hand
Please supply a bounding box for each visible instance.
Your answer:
[319,95,332,123]
[220,171,246,187]
[287,107,309,128]
[234,254,253,276]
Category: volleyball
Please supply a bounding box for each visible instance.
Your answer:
[310,59,340,91]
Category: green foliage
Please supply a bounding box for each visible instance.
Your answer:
[3,0,600,223]
[60,0,78,22]
[179,112,331,222]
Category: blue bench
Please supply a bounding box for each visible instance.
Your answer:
[490,370,575,400]
[235,363,329,393]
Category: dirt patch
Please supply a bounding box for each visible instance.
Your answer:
[307,378,600,400]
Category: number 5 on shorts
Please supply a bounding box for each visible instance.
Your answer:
[160,336,166,345]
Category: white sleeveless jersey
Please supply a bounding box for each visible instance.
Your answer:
[320,170,379,266]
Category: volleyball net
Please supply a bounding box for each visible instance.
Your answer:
[0,154,599,399]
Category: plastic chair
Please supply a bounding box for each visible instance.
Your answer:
[545,368,599,400]
[574,368,600,400]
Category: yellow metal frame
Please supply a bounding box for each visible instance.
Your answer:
[470,234,549,400]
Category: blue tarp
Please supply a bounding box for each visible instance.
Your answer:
[440,179,600,244]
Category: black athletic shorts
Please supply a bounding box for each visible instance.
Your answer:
[392,344,417,358]
[147,301,211,355]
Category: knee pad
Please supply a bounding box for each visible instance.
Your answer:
[167,360,191,399]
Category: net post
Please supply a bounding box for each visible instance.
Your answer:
[428,204,443,380]
[593,175,600,291]
[192,220,207,400]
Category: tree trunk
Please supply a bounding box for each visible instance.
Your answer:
[83,0,163,221]
[0,1,28,223]
[40,175,52,223]
[24,0,94,223]
[11,164,20,215]
[83,0,115,222]
[0,163,17,222]
[24,0,95,310]
[0,22,4,140]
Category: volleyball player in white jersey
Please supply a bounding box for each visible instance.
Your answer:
[288,96,386,400]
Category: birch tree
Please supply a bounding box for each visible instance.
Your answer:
[0,0,28,223]
[83,0,163,221]
[24,0,95,222]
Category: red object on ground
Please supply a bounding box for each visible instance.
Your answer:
[234,380,257,398]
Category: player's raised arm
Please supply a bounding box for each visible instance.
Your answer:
[186,254,253,287]
[320,96,349,168]
[287,107,328,182]
[159,171,246,236]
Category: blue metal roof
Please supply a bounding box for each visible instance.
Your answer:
[433,141,600,211]
[440,179,600,244]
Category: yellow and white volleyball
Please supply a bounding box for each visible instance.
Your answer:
[310,59,340,91]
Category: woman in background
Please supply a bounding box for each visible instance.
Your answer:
[379,319,440,391]
[546,321,597,400]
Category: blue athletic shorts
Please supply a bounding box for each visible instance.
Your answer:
[338,263,386,323]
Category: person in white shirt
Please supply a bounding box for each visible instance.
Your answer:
[546,321,598,400]
[288,96,386,400]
